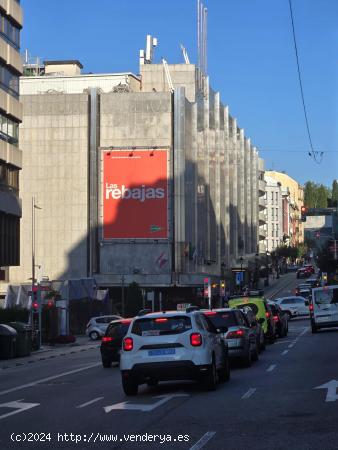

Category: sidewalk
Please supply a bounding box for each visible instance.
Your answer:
[262,272,295,298]
[0,335,100,370]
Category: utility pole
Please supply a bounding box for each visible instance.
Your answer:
[121,275,125,317]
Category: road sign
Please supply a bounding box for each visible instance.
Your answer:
[314,379,338,402]
[235,272,244,286]
[104,394,189,413]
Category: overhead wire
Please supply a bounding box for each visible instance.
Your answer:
[288,0,323,164]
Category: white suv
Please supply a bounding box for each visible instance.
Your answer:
[86,315,122,340]
[120,310,230,395]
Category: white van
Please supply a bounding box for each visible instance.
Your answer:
[310,285,338,333]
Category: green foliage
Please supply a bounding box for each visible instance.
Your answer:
[332,180,338,207]
[0,307,30,324]
[275,245,298,259]
[316,241,338,276]
[125,282,143,317]
[304,181,332,208]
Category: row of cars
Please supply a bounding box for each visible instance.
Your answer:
[97,294,289,395]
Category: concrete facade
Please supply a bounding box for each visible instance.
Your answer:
[5,61,265,299]
[0,0,22,278]
[264,175,283,252]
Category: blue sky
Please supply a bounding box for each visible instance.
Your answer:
[21,0,338,187]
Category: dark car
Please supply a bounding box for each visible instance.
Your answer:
[203,308,259,367]
[304,264,315,274]
[297,267,311,279]
[100,319,132,368]
[268,302,288,337]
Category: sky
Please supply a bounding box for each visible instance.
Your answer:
[21,0,338,187]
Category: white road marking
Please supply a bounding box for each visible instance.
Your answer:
[0,399,39,420]
[76,397,104,408]
[189,431,216,450]
[241,388,256,399]
[315,380,338,402]
[281,350,289,355]
[288,344,294,349]
[0,363,101,397]
[267,364,276,372]
[104,394,189,413]
[275,340,292,345]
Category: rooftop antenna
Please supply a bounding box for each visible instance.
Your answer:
[180,44,190,64]
[139,34,158,66]
[197,1,208,92]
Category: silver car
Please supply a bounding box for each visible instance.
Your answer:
[86,315,122,340]
[203,308,259,367]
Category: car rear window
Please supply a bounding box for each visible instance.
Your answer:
[131,316,192,336]
[204,311,237,330]
[313,288,338,305]
[106,321,131,338]
[231,302,259,315]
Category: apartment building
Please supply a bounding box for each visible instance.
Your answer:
[0,0,23,282]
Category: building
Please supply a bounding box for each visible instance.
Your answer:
[3,56,266,304]
[0,0,23,284]
[264,176,283,252]
[265,171,304,246]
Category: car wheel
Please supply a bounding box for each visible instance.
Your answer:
[147,379,158,387]
[311,322,318,334]
[242,348,252,367]
[218,356,230,383]
[122,376,139,396]
[285,312,291,321]
[252,344,259,362]
[269,333,276,344]
[102,359,111,368]
[89,331,100,341]
[202,357,217,391]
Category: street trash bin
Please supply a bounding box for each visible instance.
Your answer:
[8,322,32,357]
[0,324,17,359]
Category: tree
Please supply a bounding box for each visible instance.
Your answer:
[125,282,143,317]
[304,181,317,208]
[332,180,338,207]
[316,184,329,208]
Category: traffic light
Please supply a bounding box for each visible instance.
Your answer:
[32,300,39,311]
[301,206,307,222]
[203,277,209,298]
[220,280,225,297]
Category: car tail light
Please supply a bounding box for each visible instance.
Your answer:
[190,333,202,346]
[102,336,113,343]
[226,329,244,338]
[204,311,217,315]
[273,315,279,322]
[123,337,133,351]
[155,318,168,323]
[121,320,131,325]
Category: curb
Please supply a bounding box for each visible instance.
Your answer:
[0,344,99,371]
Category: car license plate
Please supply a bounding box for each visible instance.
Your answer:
[148,349,175,356]
[316,316,330,323]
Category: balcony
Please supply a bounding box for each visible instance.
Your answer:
[258,179,266,194]
[259,211,267,224]
[259,227,267,239]
[259,196,266,207]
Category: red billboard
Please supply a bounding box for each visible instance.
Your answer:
[103,149,168,239]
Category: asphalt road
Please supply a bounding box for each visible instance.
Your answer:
[1,273,338,450]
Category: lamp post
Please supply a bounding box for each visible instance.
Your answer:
[121,274,125,317]
[265,251,270,286]
[31,196,42,346]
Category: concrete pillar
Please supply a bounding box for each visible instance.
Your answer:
[229,117,238,261]
[238,128,245,255]
[245,138,252,252]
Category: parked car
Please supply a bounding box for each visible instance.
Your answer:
[228,295,276,344]
[273,296,309,319]
[120,310,230,395]
[306,277,320,288]
[268,302,288,337]
[86,315,122,340]
[203,308,259,367]
[100,319,132,367]
[297,267,312,279]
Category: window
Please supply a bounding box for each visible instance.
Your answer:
[276,223,279,237]
[0,62,19,98]
[275,208,278,221]
[271,208,274,220]
[0,13,20,50]
[275,192,279,205]
[272,223,275,236]
[131,316,192,336]
[271,192,274,203]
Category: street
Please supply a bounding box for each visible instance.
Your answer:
[1,274,338,450]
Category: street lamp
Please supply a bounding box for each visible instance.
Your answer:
[265,251,270,286]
